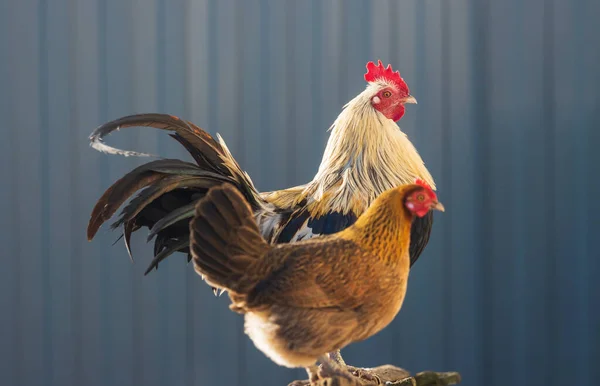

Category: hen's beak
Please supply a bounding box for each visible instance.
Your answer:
[431,201,445,212]
[403,95,417,104]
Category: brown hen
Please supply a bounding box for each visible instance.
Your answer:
[189,181,444,384]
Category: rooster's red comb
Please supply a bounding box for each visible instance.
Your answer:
[415,179,437,199]
[364,60,409,93]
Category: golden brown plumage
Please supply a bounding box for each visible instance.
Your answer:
[189,182,444,380]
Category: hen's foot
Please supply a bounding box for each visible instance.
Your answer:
[317,356,360,386]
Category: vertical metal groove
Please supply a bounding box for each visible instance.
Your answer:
[97,0,111,384]
[157,0,167,130]
[258,0,270,188]
[8,2,23,384]
[362,1,372,62]
[68,0,82,383]
[38,0,53,384]
[155,1,169,385]
[511,2,526,380]
[234,2,247,382]
[414,0,425,147]
[587,0,600,381]
[440,0,452,369]
[130,0,143,384]
[388,0,395,60]
[337,0,347,104]
[0,2,13,383]
[571,3,590,385]
[310,0,322,154]
[284,0,296,186]
[235,0,245,167]
[207,0,218,136]
[542,1,556,386]
[183,2,194,384]
[388,0,400,364]
[471,0,491,383]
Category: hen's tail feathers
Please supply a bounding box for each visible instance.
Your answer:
[190,184,269,294]
[87,113,269,274]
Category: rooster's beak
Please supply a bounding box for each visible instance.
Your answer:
[403,95,417,104]
[431,201,445,212]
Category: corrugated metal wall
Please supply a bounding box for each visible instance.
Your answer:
[1,1,598,386]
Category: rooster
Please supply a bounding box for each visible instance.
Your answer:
[189,181,445,385]
[87,60,436,377]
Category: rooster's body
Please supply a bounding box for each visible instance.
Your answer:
[88,61,435,269]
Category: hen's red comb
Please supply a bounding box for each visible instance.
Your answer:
[364,60,409,93]
[415,178,437,199]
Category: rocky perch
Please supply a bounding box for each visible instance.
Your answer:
[289,365,461,386]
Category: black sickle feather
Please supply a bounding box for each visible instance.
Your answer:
[123,220,140,262]
[144,237,190,275]
[153,233,168,257]
[169,133,225,175]
[89,113,229,175]
[147,202,197,242]
[87,159,204,240]
[111,175,227,230]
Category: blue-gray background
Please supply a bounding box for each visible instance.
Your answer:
[1,1,598,386]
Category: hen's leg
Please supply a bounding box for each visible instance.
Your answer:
[317,355,360,385]
[327,351,346,365]
[327,351,381,385]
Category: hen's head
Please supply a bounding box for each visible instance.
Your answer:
[404,179,444,217]
[364,60,416,122]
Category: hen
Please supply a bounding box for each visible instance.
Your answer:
[189,181,444,385]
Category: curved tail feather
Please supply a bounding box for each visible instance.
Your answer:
[87,114,270,274]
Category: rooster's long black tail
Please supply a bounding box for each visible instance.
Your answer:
[86,113,267,275]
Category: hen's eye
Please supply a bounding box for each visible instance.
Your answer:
[382,90,392,98]
[417,194,425,201]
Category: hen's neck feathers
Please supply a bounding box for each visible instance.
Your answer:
[339,186,414,264]
[301,85,435,216]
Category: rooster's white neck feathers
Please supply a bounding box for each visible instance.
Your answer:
[301,82,435,216]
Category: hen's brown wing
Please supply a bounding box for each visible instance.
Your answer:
[245,237,380,310]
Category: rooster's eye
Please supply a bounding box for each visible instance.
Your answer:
[382,90,392,98]
[417,194,424,201]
